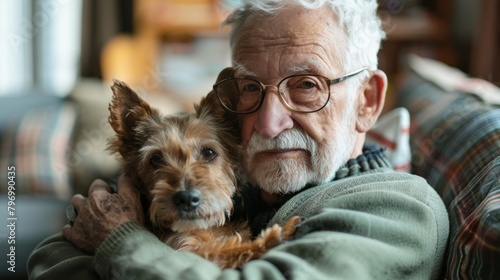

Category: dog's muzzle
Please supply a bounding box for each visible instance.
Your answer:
[173,189,201,212]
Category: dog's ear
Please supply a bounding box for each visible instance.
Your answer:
[195,68,240,142]
[196,67,234,119]
[108,79,161,154]
[216,67,234,83]
[109,79,158,133]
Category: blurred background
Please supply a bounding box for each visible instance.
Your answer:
[0,0,498,278]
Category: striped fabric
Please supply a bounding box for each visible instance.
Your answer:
[0,102,77,200]
[366,107,411,172]
[397,74,500,279]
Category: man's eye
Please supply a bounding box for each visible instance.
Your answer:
[201,148,218,162]
[299,80,317,89]
[150,153,164,168]
[286,76,321,91]
[242,82,261,93]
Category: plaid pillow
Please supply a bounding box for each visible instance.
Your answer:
[397,73,500,279]
[0,101,77,200]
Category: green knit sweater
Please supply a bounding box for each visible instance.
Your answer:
[28,168,449,280]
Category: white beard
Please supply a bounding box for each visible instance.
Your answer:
[242,115,356,194]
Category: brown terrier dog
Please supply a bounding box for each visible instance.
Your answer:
[107,70,300,269]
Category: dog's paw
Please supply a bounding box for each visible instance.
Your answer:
[257,224,283,249]
[281,216,301,241]
[257,216,302,249]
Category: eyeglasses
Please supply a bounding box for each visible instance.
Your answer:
[213,67,369,114]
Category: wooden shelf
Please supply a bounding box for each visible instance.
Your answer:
[134,0,225,38]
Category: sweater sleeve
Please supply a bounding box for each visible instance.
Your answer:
[93,172,449,280]
[27,233,99,280]
[268,172,449,279]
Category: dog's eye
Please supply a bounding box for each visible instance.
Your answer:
[150,153,164,168]
[201,148,218,162]
[167,177,177,186]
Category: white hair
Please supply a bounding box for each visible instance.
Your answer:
[224,0,385,88]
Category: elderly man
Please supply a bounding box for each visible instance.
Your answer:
[28,0,449,279]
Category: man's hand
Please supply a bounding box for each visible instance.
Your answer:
[63,175,144,254]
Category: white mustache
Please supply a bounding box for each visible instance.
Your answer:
[246,129,317,156]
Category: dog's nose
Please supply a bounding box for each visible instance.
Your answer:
[173,189,201,212]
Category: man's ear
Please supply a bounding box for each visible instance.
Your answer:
[355,70,387,133]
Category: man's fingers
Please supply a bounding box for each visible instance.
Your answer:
[62,225,91,254]
[88,179,112,195]
[70,194,85,204]
[62,224,73,242]
[69,194,86,214]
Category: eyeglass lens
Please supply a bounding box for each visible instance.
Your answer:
[216,75,330,113]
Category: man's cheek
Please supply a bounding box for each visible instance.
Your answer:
[239,117,254,145]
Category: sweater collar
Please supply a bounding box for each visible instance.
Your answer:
[332,144,391,181]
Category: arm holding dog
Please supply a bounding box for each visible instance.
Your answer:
[27,176,144,280]
[94,172,447,279]
[62,176,145,254]
[29,170,447,280]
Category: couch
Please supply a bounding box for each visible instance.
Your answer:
[396,55,500,279]
[0,93,76,279]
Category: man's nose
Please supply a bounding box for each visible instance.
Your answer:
[254,87,294,138]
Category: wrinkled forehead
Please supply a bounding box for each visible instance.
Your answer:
[232,59,330,78]
[231,4,347,78]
